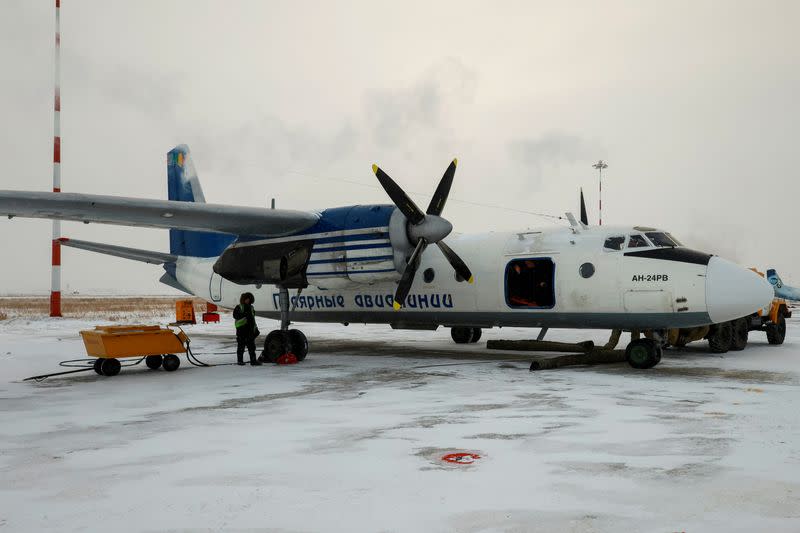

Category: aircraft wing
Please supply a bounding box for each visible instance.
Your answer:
[0,191,318,237]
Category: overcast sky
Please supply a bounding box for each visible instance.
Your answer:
[1,1,798,294]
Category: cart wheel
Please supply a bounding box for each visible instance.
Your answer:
[162,354,181,372]
[93,359,103,375]
[100,358,121,377]
[145,355,164,370]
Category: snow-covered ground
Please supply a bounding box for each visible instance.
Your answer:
[1,314,799,532]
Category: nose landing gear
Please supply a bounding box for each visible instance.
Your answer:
[260,286,309,364]
[625,335,663,369]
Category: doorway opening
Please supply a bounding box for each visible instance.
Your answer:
[505,258,555,308]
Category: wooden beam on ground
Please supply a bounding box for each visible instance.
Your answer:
[487,339,595,353]
[528,349,627,371]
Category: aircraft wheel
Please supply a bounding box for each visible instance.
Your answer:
[288,329,308,361]
[625,339,661,369]
[264,330,290,363]
[100,358,121,377]
[93,359,103,375]
[162,354,181,372]
[451,327,474,344]
[730,318,749,351]
[469,328,482,343]
[767,313,786,345]
[145,355,164,370]
[707,322,732,353]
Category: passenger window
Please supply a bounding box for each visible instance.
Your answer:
[603,236,625,251]
[506,258,555,308]
[627,234,649,248]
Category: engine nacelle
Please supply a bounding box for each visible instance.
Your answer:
[211,204,417,290]
[213,239,313,288]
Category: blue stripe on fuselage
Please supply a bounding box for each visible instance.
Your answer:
[308,254,394,265]
[313,232,390,244]
[312,242,391,253]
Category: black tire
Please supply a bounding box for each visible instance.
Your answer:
[162,354,181,372]
[451,327,474,344]
[469,328,482,343]
[93,359,103,375]
[145,355,163,370]
[730,318,749,351]
[288,329,308,361]
[100,358,121,377]
[263,330,289,363]
[625,339,661,369]
[708,322,733,353]
[767,313,786,345]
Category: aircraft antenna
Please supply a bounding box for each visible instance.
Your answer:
[50,0,62,317]
[592,160,608,226]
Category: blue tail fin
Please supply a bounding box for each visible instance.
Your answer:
[167,145,236,257]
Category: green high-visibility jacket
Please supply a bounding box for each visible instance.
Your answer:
[233,304,256,335]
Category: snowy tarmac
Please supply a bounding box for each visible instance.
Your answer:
[1,315,800,532]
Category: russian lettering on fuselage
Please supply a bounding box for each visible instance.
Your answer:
[271,292,455,310]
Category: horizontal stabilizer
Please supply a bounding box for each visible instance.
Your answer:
[59,237,177,264]
[0,191,318,237]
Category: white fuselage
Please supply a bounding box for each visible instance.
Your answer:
[174,225,773,331]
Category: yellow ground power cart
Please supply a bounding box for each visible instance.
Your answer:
[80,325,189,376]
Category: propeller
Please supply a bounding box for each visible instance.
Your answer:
[579,188,589,226]
[371,159,474,310]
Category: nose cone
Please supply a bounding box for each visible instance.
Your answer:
[408,215,453,243]
[706,256,774,323]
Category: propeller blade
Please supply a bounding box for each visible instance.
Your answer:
[393,239,427,309]
[426,158,457,216]
[436,240,474,284]
[580,188,588,226]
[371,164,425,225]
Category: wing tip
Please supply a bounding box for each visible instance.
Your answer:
[453,158,458,167]
[371,164,379,175]
[393,301,402,310]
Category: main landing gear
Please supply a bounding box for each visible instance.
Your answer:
[260,286,308,364]
[451,327,482,344]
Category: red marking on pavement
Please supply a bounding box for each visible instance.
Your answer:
[441,452,481,465]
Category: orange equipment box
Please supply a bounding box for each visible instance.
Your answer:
[175,300,196,324]
[80,325,188,359]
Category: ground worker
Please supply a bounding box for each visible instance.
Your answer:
[233,292,261,366]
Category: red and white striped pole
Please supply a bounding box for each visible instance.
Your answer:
[592,160,607,227]
[50,0,62,317]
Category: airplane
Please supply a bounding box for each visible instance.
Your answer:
[0,145,774,370]
[767,269,800,301]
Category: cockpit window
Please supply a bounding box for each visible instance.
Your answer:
[645,232,680,247]
[603,236,625,251]
[666,233,683,246]
[627,234,649,248]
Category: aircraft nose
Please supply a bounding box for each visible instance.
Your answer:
[706,256,774,323]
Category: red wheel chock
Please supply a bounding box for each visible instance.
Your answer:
[276,352,298,365]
